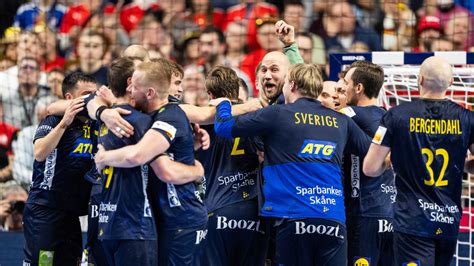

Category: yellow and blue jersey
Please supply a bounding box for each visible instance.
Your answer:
[97,104,156,240]
[341,106,396,218]
[148,103,208,229]
[28,115,95,215]
[215,98,371,223]
[375,98,474,240]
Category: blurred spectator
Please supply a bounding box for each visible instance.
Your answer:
[0,0,27,38]
[283,0,306,33]
[182,64,206,105]
[238,77,249,102]
[16,30,45,67]
[413,16,442,52]
[130,13,166,59]
[435,0,474,30]
[429,37,455,51]
[199,26,226,73]
[59,0,115,52]
[37,26,65,72]
[0,184,27,231]
[12,95,55,188]
[0,27,21,64]
[381,1,416,51]
[0,101,18,183]
[225,0,279,52]
[240,18,282,96]
[351,0,383,31]
[160,0,200,44]
[14,0,67,31]
[224,21,248,69]
[1,57,50,129]
[443,12,472,50]
[323,2,382,53]
[119,0,160,33]
[47,68,65,99]
[178,32,201,67]
[189,0,225,29]
[75,29,109,85]
[295,32,313,64]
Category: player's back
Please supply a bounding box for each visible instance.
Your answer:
[148,103,208,229]
[342,106,395,218]
[198,124,260,212]
[98,104,156,240]
[377,98,474,239]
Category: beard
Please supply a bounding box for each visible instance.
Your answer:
[264,82,283,102]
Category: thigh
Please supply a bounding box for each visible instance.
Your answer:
[115,240,158,266]
[160,224,208,266]
[394,231,435,266]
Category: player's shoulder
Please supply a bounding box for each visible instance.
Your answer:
[152,103,189,124]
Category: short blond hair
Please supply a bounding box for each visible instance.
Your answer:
[135,61,171,98]
[287,64,323,98]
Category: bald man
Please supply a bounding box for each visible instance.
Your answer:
[318,81,338,110]
[259,51,291,104]
[363,56,474,265]
[122,44,150,63]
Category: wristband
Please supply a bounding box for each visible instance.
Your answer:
[95,105,107,123]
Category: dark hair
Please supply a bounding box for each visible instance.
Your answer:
[201,26,225,44]
[205,66,239,99]
[284,0,304,11]
[349,61,384,99]
[295,32,313,46]
[108,57,135,98]
[62,72,97,97]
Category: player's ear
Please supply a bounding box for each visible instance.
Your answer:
[64,92,74,100]
[127,77,132,86]
[146,87,155,99]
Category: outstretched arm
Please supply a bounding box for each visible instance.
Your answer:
[151,156,204,185]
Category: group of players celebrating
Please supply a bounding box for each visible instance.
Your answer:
[22,20,474,266]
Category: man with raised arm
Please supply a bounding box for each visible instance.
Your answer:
[364,56,474,265]
[214,63,371,265]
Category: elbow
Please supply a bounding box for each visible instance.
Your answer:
[159,171,178,184]
[34,149,47,162]
[124,149,145,166]
[46,105,55,116]
[363,162,378,177]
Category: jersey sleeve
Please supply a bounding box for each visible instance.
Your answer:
[214,101,278,138]
[150,111,184,145]
[373,110,394,148]
[33,115,61,143]
[345,117,371,157]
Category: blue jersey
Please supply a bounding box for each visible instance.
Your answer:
[97,105,156,240]
[215,98,371,223]
[14,2,66,30]
[148,103,208,229]
[197,123,260,212]
[341,106,396,218]
[28,115,95,215]
[376,98,474,240]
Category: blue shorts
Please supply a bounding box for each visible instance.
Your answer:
[347,216,394,266]
[200,200,267,266]
[23,203,82,265]
[394,231,456,266]
[101,239,157,266]
[275,218,347,266]
[84,183,108,266]
[158,223,207,266]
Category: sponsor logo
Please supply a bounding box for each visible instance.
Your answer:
[294,221,344,239]
[216,216,264,233]
[195,229,208,244]
[40,149,57,190]
[354,257,371,266]
[342,55,366,61]
[39,250,54,266]
[378,219,393,233]
[298,140,336,159]
[152,121,177,140]
[351,154,360,198]
[418,199,459,224]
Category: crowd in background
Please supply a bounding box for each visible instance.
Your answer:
[0,0,473,231]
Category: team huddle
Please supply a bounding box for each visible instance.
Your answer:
[22,20,474,266]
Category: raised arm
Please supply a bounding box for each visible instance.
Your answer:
[363,143,391,177]
[35,98,84,161]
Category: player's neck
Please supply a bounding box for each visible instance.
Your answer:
[356,96,377,107]
[148,98,169,113]
[114,96,130,106]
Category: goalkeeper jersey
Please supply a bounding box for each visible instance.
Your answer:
[215,98,371,223]
[376,98,474,240]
